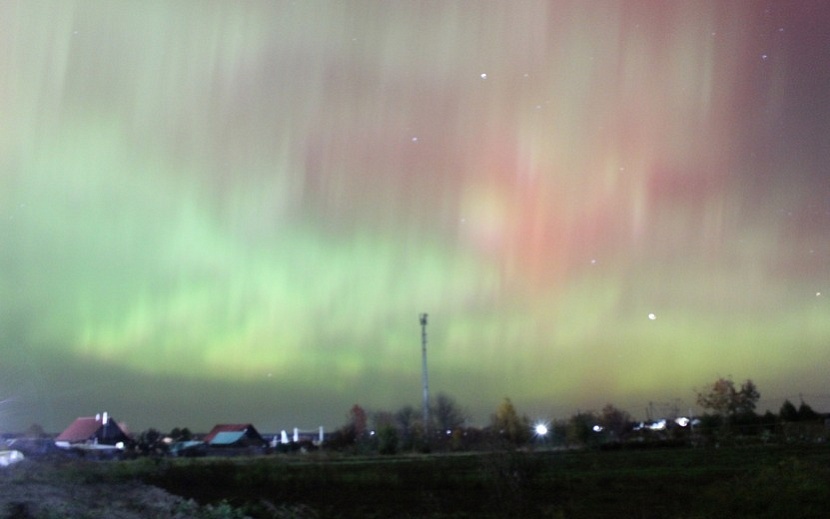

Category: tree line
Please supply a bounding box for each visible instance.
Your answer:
[40,376,821,457]
[324,377,828,454]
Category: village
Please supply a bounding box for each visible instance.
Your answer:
[0,379,826,466]
[0,412,329,463]
[1,405,828,519]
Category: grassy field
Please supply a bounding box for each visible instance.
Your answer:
[141,444,830,518]
[6,444,830,518]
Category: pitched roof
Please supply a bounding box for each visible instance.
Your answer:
[210,431,246,445]
[56,417,102,443]
[203,424,250,443]
[203,423,265,446]
[55,416,129,444]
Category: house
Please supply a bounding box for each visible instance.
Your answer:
[203,424,267,449]
[55,413,131,449]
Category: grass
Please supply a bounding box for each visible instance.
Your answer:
[144,444,830,518]
[8,445,830,518]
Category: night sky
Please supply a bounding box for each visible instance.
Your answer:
[1,1,829,434]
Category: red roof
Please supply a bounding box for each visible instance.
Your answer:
[203,424,253,444]
[55,416,130,444]
[56,417,101,442]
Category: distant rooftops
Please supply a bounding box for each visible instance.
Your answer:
[55,414,130,446]
[203,424,266,447]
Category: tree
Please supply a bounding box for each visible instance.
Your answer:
[432,392,466,433]
[23,424,46,439]
[394,404,419,451]
[760,410,778,436]
[566,411,597,446]
[598,404,632,438]
[797,400,820,422]
[696,377,760,418]
[136,428,166,455]
[373,411,399,455]
[490,398,530,447]
[738,379,760,415]
[779,400,799,422]
[328,404,371,451]
[169,427,193,442]
[349,404,368,437]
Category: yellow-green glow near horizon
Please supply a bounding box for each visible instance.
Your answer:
[1,1,829,432]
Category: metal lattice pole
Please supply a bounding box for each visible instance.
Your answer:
[419,313,429,440]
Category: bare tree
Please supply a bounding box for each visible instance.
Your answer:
[599,404,632,438]
[332,403,369,449]
[394,404,420,451]
[432,392,467,433]
[696,377,760,418]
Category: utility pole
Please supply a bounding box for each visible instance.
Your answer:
[419,313,429,440]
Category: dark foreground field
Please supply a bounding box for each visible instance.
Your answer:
[3,444,830,518]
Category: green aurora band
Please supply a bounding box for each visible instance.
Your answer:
[1,1,828,432]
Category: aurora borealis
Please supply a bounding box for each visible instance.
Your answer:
[1,1,829,433]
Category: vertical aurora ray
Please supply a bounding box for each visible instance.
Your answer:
[1,1,828,431]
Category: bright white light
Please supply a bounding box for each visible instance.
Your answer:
[648,313,656,320]
[0,450,24,467]
[648,420,666,431]
[534,423,548,437]
[480,73,487,79]
[675,417,690,427]
[592,425,604,432]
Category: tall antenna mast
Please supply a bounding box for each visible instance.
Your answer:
[419,313,430,439]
